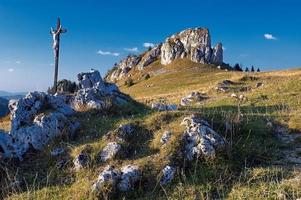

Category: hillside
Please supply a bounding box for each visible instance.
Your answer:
[1,61,301,199]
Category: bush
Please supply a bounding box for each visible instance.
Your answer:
[143,74,150,80]
[124,78,134,87]
[47,79,78,94]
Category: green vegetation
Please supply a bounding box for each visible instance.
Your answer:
[1,59,301,199]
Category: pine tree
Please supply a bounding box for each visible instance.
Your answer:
[245,67,249,72]
[251,66,255,72]
[234,63,243,71]
[257,68,260,72]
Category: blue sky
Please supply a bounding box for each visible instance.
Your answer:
[0,0,300,92]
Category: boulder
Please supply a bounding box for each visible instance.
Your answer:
[160,165,176,185]
[117,165,140,192]
[73,69,129,110]
[100,142,121,162]
[161,28,223,65]
[181,115,226,160]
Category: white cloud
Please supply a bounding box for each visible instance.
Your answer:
[8,68,15,72]
[124,47,138,52]
[143,42,155,48]
[15,61,21,64]
[97,50,120,56]
[264,33,277,40]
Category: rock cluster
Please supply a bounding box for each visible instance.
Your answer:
[181,115,226,160]
[92,165,140,193]
[106,28,224,82]
[73,69,129,110]
[0,92,79,160]
[161,28,223,65]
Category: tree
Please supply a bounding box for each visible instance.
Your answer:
[251,66,255,72]
[234,63,243,71]
[257,68,260,72]
[245,67,249,72]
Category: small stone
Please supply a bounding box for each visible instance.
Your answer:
[73,153,89,171]
[51,147,65,156]
[160,165,176,185]
[160,131,172,144]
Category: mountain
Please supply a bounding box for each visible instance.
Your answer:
[105,27,227,82]
[1,28,301,200]
[0,97,9,117]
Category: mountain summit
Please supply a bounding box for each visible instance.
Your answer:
[106,28,223,82]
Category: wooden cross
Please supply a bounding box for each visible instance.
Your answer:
[50,18,67,94]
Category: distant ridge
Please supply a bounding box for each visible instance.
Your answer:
[0,90,26,99]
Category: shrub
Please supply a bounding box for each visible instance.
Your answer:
[124,78,134,87]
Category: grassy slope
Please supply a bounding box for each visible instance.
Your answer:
[1,60,301,199]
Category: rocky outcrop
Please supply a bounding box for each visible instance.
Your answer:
[211,43,223,65]
[181,115,226,160]
[0,92,79,160]
[161,28,223,65]
[0,69,127,160]
[137,44,161,70]
[106,28,224,82]
[73,69,129,110]
[110,55,141,81]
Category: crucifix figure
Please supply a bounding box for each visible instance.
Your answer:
[50,18,67,94]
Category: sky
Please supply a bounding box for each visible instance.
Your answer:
[0,0,300,92]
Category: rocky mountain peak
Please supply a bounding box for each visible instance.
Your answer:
[161,27,222,65]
